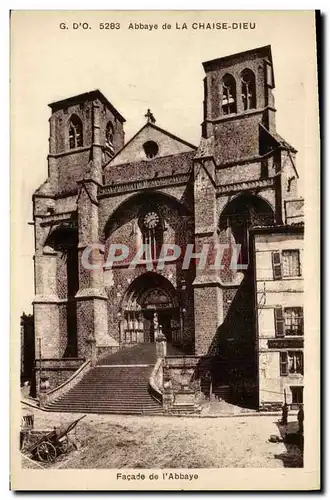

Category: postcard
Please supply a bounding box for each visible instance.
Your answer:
[11,10,320,490]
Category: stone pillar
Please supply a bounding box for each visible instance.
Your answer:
[193,148,224,356]
[47,115,58,182]
[91,102,103,183]
[33,247,62,359]
[162,367,174,411]
[193,284,223,356]
[75,178,114,359]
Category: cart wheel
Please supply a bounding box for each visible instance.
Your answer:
[37,441,57,463]
[58,437,69,454]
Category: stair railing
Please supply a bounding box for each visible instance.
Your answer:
[42,359,92,407]
[149,357,164,404]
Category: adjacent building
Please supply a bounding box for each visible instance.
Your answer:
[253,223,304,409]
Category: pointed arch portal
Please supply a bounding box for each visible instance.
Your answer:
[118,272,181,345]
[219,194,274,266]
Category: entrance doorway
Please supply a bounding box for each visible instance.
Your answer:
[119,273,180,345]
[141,307,179,343]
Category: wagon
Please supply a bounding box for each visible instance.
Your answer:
[24,415,86,463]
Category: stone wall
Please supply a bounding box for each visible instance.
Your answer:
[35,357,85,392]
[203,46,276,164]
[109,124,195,167]
[104,150,195,185]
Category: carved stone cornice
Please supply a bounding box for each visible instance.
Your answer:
[216,178,274,196]
[38,211,77,227]
[99,172,191,198]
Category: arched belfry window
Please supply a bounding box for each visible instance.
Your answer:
[105,121,115,154]
[241,69,256,111]
[222,74,237,115]
[69,115,83,149]
[139,208,163,261]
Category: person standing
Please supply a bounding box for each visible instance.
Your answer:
[297,403,304,434]
[281,402,288,425]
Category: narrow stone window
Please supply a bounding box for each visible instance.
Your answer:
[68,115,83,149]
[105,121,115,155]
[241,68,256,111]
[221,74,237,115]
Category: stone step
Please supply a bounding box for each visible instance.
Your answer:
[44,344,164,414]
[45,408,163,415]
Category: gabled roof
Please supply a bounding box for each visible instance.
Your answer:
[104,121,197,168]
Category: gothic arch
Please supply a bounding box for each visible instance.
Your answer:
[118,272,180,344]
[241,68,256,110]
[43,223,79,357]
[105,121,115,155]
[44,223,78,251]
[120,272,178,312]
[219,193,275,265]
[221,73,237,115]
[103,190,190,239]
[68,114,83,149]
[219,192,275,218]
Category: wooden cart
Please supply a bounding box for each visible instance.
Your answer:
[25,415,86,463]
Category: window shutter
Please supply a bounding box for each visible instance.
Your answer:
[272,251,282,280]
[297,307,304,335]
[280,352,288,376]
[274,307,284,337]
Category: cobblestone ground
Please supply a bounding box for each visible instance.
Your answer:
[21,406,303,469]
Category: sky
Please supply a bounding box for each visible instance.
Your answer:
[11,10,318,315]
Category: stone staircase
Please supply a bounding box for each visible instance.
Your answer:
[44,344,182,415]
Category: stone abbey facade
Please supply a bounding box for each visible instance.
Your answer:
[33,45,304,409]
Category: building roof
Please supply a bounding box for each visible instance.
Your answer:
[251,223,304,234]
[48,89,126,123]
[202,45,274,84]
[104,121,197,168]
[259,123,297,154]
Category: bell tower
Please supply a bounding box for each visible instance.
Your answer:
[202,45,276,165]
[47,90,125,192]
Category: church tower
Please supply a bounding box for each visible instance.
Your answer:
[33,90,126,367]
[193,45,299,373]
[202,45,277,165]
[47,90,125,192]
